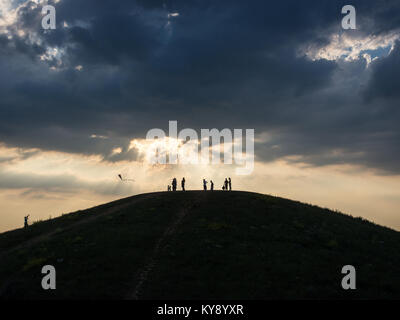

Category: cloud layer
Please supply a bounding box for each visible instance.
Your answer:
[1,0,400,174]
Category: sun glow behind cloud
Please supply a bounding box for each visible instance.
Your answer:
[301,31,400,64]
[129,135,251,168]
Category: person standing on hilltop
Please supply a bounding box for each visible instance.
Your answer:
[203,179,208,191]
[172,178,177,191]
[181,177,186,191]
[210,180,214,191]
[228,177,232,191]
[224,178,228,191]
[24,215,29,228]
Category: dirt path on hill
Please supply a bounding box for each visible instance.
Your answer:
[0,191,208,298]
[127,192,207,300]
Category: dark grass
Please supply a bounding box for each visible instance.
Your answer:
[1,191,400,299]
[0,194,178,299]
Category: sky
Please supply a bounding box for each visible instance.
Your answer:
[0,0,400,232]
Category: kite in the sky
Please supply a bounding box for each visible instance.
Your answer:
[118,174,135,182]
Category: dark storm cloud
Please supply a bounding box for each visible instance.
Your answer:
[365,41,400,100]
[253,54,400,173]
[1,0,400,173]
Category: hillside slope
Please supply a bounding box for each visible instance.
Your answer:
[0,191,400,299]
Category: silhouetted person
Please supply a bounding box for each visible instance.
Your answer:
[203,179,208,191]
[172,178,177,191]
[181,177,186,191]
[222,185,225,190]
[168,185,171,191]
[228,177,232,191]
[210,180,214,191]
[24,215,29,228]
[224,178,228,191]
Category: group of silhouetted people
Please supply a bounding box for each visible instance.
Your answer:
[222,178,232,191]
[168,177,186,192]
[203,178,231,191]
[167,177,232,192]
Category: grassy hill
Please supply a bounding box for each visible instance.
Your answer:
[1,191,400,299]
